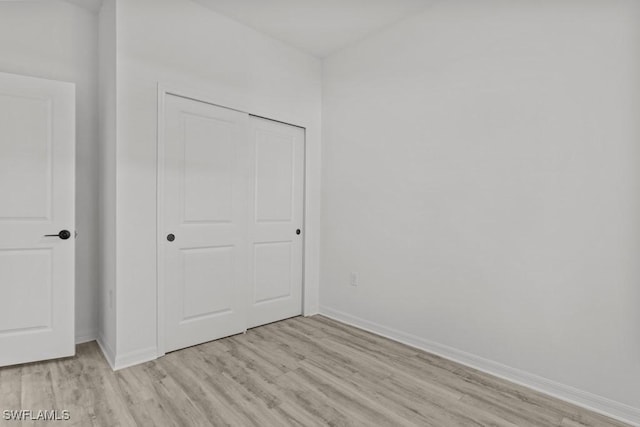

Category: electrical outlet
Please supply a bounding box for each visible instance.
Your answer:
[350,272,358,287]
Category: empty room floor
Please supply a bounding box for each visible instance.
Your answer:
[0,316,628,427]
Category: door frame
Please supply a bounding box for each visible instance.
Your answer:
[156,84,308,356]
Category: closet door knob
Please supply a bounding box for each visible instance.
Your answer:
[296,229,301,235]
[167,234,175,242]
[44,230,71,240]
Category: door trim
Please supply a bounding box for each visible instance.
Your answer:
[156,84,308,357]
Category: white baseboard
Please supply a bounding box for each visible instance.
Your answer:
[304,308,320,317]
[304,301,320,317]
[75,330,97,344]
[96,334,116,370]
[96,335,157,371]
[319,306,640,427]
[114,346,157,371]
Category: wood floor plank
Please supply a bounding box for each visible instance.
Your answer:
[223,335,290,379]
[317,331,565,426]
[270,401,331,427]
[291,365,414,427]
[0,316,631,427]
[48,356,91,427]
[298,359,446,427]
[273,369,363,426]
[138,360,211,427]
[157,351,249,426]
[20,361,56,427]
[306,315,421,360]
[0,365,21,412]
[76,357,137,426]
[299,345,517,427]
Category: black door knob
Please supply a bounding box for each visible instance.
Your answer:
[44,230,71,240]
[296,229,301,235]
[167,234,175,242]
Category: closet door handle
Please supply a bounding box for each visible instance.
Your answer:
[44,230,71,240]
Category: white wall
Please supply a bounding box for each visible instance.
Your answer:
[0,0,100,344]
[97,0,118,365]
[321,0,640,422]
[111,0,322,367]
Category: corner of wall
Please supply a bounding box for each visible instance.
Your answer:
[113,347,158,371]
[97,0,118,364]
[96,334,116,370]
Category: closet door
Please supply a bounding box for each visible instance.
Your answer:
[247,116,304,328]
[162,94,250,353]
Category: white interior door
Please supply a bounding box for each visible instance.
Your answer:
[248,116,304,328]
[162,94,250,353]
[0,72,75,367]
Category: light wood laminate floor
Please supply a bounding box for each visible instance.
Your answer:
[0,315,629,426]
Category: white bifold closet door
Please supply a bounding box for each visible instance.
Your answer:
[162,94,303,353]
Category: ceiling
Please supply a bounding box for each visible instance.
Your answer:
[61,0,103,13]
[52,0,432,58]
[192,0,433,58]
[1,0,104,13]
